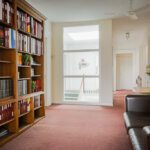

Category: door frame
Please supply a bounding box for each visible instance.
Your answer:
[113,50,137,91]
[62,25,100,105]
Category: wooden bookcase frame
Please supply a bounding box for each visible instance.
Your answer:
[0,0,46,146]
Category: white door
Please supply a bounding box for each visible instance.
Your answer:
[116,53,133,90]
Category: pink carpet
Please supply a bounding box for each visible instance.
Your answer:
[1,91,132,150]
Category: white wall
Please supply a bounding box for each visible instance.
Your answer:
[44,21,52,106]
[100,20,113,106]
[112,15,150,88]
[52,20,113,106]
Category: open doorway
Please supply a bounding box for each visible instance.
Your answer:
[63,25,100,105]
[116,53,133,90]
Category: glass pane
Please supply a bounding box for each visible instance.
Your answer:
[64,77,99,103]
[84,78,99,102]
[84,78,99,92]
[64,78,82,101]
[64,51,99,76]
[63,25,99,50]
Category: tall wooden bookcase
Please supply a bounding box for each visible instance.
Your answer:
[0,0,46,146]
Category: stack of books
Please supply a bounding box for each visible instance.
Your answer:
[34,95,41,108]
[17,32,30,52]
[0,26,16,48]
[18,80,27,96]
[0,103,14,124]
[18,98,31,115]
[0,0,14,25]
[0,79,13,99]
[0,128,9,138]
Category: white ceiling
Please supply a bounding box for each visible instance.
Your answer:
[27,0,150,22]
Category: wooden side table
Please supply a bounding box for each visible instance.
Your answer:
[133,87,150,94]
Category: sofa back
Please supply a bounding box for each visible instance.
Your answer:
[125,95,150,113]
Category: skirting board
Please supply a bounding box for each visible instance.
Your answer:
[52,100,113,107]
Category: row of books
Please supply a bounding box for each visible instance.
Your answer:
[0,103,14,124]
[31,80,42,93]
[31,38,42,55]
[0,127,9,138]
[34,95,41,108]
[17,32,30,53]
[18,98,31,115]
[0,79,13,99]
[17,10,43,39]
[0,26,16,48]
[17,34,42,55]
[18,80,27,96]
[0,0,14,26]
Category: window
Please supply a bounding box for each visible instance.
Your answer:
[63,25,100,104]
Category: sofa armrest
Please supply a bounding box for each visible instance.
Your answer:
[125,95,150,113]
[143,126,150,150]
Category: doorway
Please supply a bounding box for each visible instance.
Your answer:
[116,53,133,90]
[63,25,100,104]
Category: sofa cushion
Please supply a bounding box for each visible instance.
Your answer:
[124,112,150,130]
[129,128,144,150]
[125,95,150,113]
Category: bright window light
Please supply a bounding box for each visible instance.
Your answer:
[68,31,99,41]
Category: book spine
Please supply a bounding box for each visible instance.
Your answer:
[0,0,2,20]
[0,25,4,46]
[0,103,14,124]
[0,79,13,99]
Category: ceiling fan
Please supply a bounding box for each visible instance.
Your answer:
[105,0,150,20]
[127,0,138,20]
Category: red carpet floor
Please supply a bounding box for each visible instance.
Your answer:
[1,91,132,150]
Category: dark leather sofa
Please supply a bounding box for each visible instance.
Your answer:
[123,95,150,150]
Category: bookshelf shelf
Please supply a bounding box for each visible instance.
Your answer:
[18,29,30,36]
[31,75,41,78]
[18,65,30,68]
[18,91,44,101]
[19,124,31,133]
[0,97,16,106]
[0,46,15,50]
[18,51,31,55]
[31,53,42,56]
[34,106,42,111]
[0,21,14,29]
[0,118,15,127]
[31,63,41,66]
[19,111,31,118]
[0,60,12,64]
[0,76,12,79]
[34,116,45,124]
[18,78,30,80]
[18,29,42,41]
[31,34,42,41]
[0,0,46,146]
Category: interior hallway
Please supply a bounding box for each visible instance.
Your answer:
[1,90,132,150]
